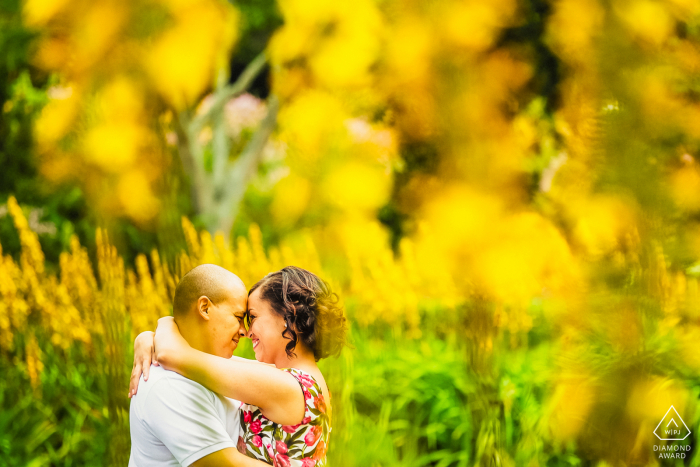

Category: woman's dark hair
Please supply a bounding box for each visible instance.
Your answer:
[248,266,348,360]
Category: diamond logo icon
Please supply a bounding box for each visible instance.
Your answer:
[654,406,691,441]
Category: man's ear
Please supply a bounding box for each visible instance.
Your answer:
[197,296,212,321]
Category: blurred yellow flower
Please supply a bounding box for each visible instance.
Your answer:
[441,0,516,51]
[22,0,70,26]
[83,122,148,172]
[548,375,596,441]
[70,1,127,75]
[322,161,390,213]
[627,377,687,423]
[312,2,382,87]
[146,0,239,108]
[271,174,312,225]
[547,0,604,64]
[572,195,638,258]
[278,90,348,160]
[117,170,160,223]
[670,163,700,211]
[475,212,579,304]
[615,0,674,46]
[385,17,433,86]
[34,88,80,149]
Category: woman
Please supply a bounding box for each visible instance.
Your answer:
[130,266,348,466]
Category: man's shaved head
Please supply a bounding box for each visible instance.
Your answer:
[173,264,246,318]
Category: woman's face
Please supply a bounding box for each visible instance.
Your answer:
[246,288,288,364]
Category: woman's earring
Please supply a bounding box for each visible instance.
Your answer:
[284,322,287,328]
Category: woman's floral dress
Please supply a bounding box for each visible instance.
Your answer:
[237,368,331,467]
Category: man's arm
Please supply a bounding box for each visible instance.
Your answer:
[142,376,245,466]
[192,448,271,467]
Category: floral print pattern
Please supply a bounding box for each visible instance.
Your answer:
[238,368,331,466]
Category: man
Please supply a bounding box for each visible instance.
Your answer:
[128,264,265,467]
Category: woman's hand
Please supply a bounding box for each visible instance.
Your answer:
[129,331,158,398]
[153,316,191,370]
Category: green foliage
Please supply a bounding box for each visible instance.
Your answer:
[0,335,110,466]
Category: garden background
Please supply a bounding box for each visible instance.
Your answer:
[2,0,700,465]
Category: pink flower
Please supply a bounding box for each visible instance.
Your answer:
[252,435,262,448]
[282,424,298,433]
[304,430,317,446]
[244,411,252,423]
[274,453,291,467]
[276,441,288,454]
[304,390,312,400]
[266,443,275,458]
[250,420,262,434]
[300,375,315,388]
[301,458,316,467]
[237,436,247,454]
[302,416,311,424]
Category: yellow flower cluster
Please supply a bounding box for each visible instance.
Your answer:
[26,0,239,224]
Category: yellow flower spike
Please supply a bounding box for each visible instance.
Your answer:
[7,197,45,276]
[235,236,253,284]
[182,217,202,261]
[136,255,154,296]
[25,335,44,390]
[199,230,218,265]
[214,234,235,272]
[175,252,186,280]
[150,250,169,302]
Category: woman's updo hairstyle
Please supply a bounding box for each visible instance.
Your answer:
[249,266,348,361]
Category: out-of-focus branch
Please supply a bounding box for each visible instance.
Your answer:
[212,95,280,238]
[191,52,267,134]
[176,52,270,233]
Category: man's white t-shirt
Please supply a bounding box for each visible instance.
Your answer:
[128,365,241,467]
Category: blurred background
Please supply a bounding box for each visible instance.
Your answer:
[1,0,700,465]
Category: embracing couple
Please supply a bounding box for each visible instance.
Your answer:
[127,264,348,467]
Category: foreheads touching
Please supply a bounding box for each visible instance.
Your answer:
[173,264,247,320]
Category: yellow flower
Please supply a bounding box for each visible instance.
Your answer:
[117,170,160,223]
[547,0,604,64]
[146,0,239,109]
[615,0,674,46]
[322,161,390,213]
[548,375,596,441]
[22,0,71,27]
[82,122,148,172]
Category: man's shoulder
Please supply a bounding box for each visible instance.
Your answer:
[132,366,214,408]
